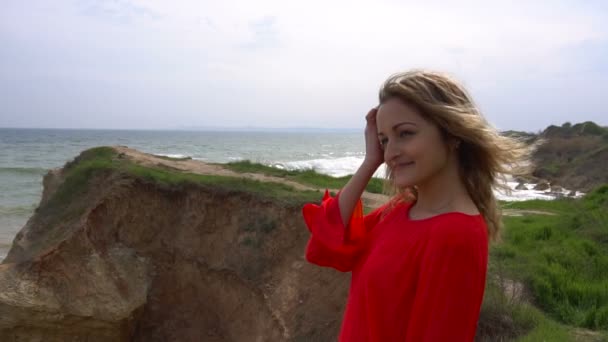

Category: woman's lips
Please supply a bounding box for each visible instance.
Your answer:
[393,162,414,170]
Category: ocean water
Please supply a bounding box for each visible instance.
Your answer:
[0,128,582,261]
[0,128,369,261]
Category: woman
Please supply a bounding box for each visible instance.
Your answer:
[302,70,529,341]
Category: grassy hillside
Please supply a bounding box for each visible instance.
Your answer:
[43,147,323,219]
[484,184,608,341]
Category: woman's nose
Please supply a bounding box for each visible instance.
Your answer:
[384,140,400,162]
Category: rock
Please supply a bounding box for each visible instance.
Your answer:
[534,182,550,191]
[513,175,536,184]
[568,190,577,197]
[550,185,564,193]
[515,182,527,190]
[553,192,566,199]
[513,176,526,184]
[530,122,608,192]
[0,147,347,342]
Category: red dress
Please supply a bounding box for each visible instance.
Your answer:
[302,190,488,341]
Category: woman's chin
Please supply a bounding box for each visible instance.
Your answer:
[393,177,416,189]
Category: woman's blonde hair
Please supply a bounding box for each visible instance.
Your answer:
[379,70,532,242]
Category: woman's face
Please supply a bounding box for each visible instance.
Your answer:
[376,97,454,188]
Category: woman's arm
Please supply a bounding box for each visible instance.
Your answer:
[303,191,389,272]
[338,160,379,225]
[301,107,386,272]
[338,107,384,225]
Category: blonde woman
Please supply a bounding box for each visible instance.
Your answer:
[302,70,529,341]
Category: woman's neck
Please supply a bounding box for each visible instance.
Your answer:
[411,159,477,217]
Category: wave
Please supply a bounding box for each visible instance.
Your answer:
[152,153,192,159]
[0,167,48,176]
[271,157,585,201]
[0,204,36,216]
[496,182,584,202]
[271,157,387,178]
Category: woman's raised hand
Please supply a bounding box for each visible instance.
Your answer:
[364,107,384,169]
[337,107,385,225]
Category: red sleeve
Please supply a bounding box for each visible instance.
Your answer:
[405,219,488,341]
[302,190,386,272]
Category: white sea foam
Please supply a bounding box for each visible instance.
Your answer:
[273,157,584,202]
[273,157,370,178]
[495,187,556,202]
[153,153,191,159]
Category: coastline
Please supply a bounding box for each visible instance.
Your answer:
[0,150,586,264]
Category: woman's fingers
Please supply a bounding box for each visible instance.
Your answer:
[363,106,384,168]
[366,107,378,121]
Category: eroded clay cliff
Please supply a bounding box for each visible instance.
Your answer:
[0,147,348,341]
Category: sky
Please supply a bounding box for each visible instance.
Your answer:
[1,0,607,132]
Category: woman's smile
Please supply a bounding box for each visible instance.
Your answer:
[392,161,415,170]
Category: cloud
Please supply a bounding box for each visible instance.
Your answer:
[240,16,280,50]
[0,0,606,129]
[77,0,161,23]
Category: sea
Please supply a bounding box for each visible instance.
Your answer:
[0,128,583,262]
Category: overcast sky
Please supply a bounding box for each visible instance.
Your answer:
[1,0,607,131]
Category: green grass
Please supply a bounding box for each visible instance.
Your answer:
[500,198,577,214]
[42,147,323,219]
[490,185,608,336]
[480,272,608,341]
[222,160,385,194]
[124,163,321,206]
[516,314,572,342]
[40,147,118,219]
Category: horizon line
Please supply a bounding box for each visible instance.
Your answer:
[0,126,365,132]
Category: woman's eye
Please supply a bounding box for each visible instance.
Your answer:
[399,131,414,138]
[379,138,388,147]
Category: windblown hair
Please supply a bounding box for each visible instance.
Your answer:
[379,70,532,242]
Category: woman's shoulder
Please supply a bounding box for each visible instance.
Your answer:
[398,202,486,245]
[426,213,488,248]
[368,197,411,223]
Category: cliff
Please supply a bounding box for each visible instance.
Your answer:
[504,121,608,192]
[0,147,348,341]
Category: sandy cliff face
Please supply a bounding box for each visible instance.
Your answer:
[0,148,348,341]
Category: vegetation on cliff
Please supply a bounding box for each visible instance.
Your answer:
[222,160,384,194]
[47,147,322,211]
